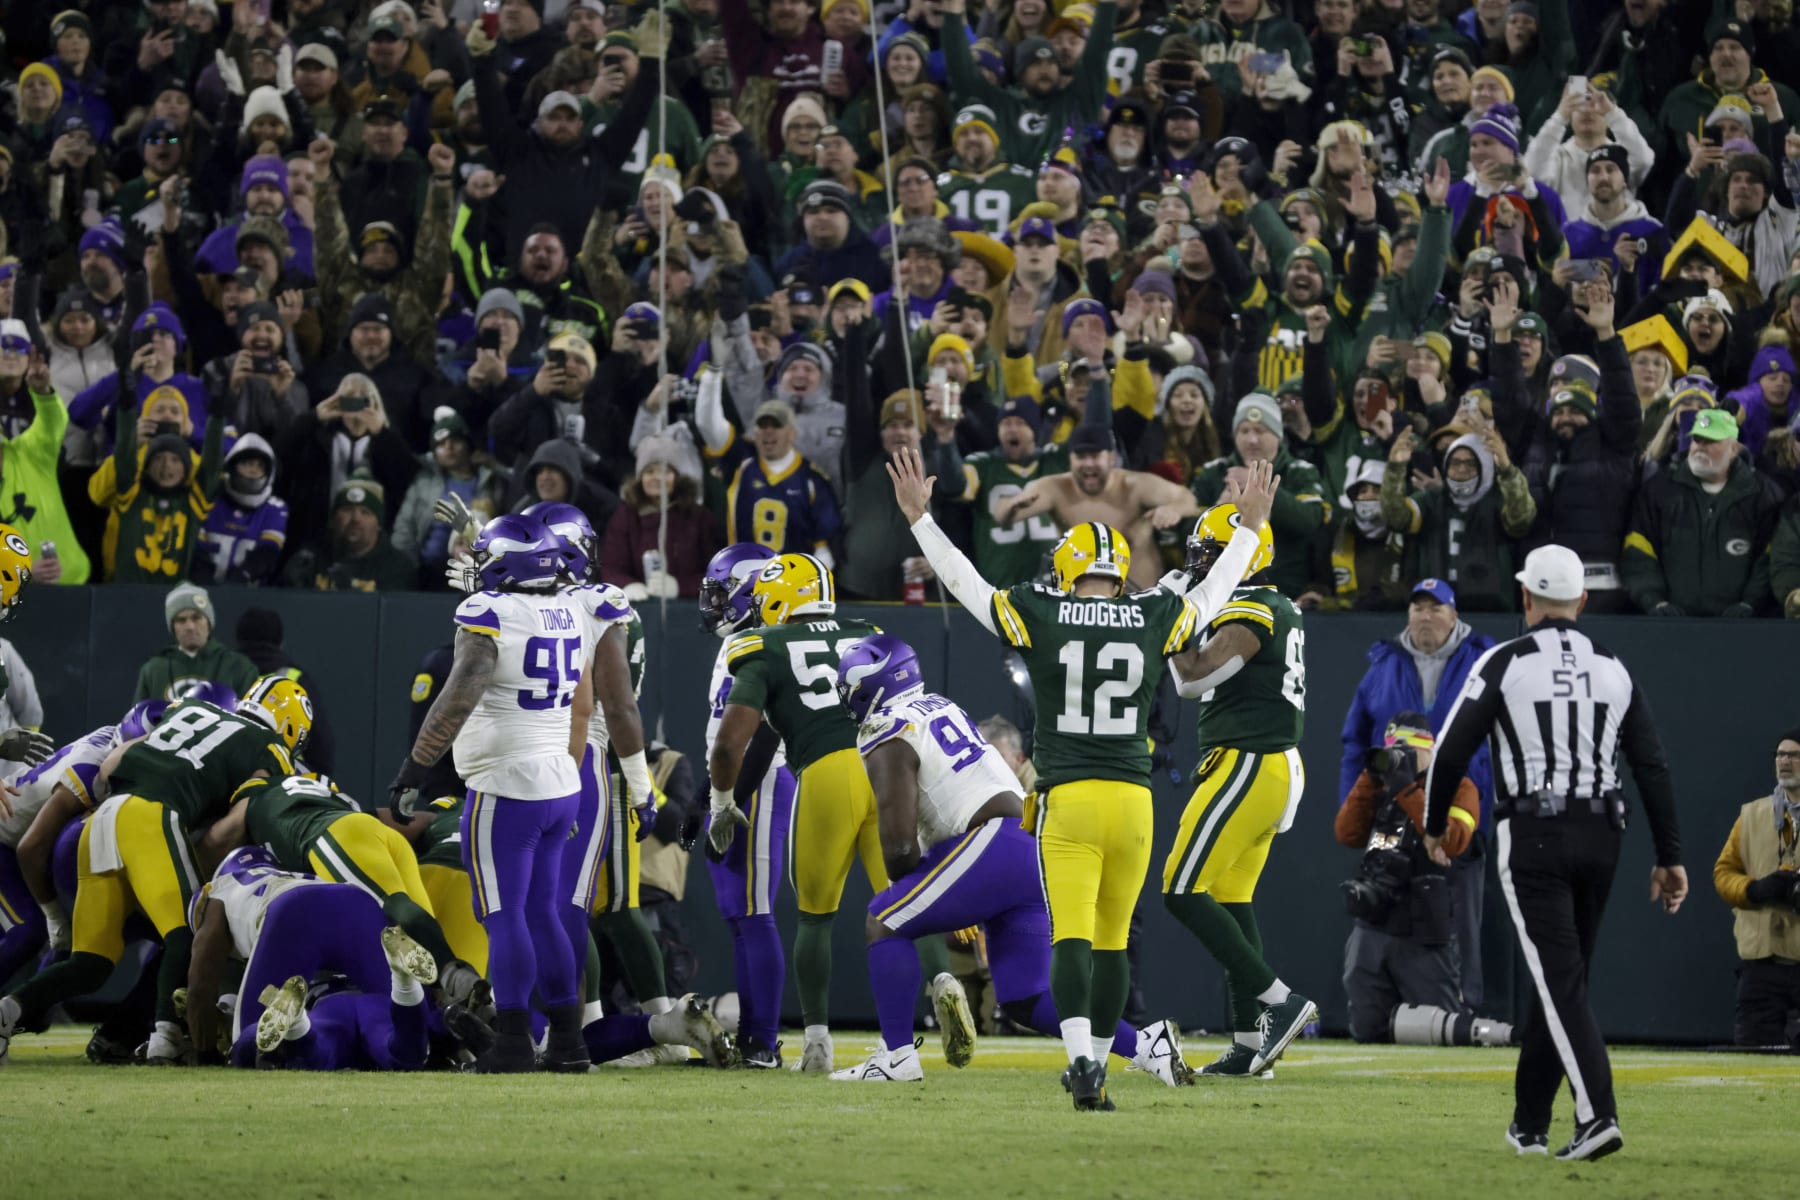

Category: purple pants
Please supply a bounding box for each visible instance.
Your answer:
[562,749,611,965]
[705,762,795,1052]
[0,844,47,984]
[235,993,429,1071]
[463,788,579,1012]
[233,884,389,1046]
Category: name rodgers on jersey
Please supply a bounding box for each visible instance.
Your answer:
[1056,602,1146,629]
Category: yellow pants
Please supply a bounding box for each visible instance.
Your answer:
[420,863,488,976]
[1036,780,1153,951]
[792,747,888,914]
[592,802,640,915]
[1162,748,1301,902]
[72,797,200,961]
[307,814,435,914]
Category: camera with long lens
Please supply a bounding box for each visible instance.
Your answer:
[1340,747,1421,922]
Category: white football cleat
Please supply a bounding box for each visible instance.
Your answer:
[381,926,439,986]
[929,973,976,1068]
[255,976,309,1054]
[648,994,733,1068]
[0,996,17,1068]
[829,1038,923,1082]
[797,1029,834,1073]
[1131,1019,1194,1086]
[144,1019,196,1066]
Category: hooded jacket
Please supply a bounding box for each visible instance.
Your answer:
[515,436,616,530]
[1727,345,1798,459]
[1522,335,1642,579]
[1623,455,1784,615]
[196,434,290,586]
[1563,198,1665,299]
[728,343,848,490]
[1380,434,1536,611]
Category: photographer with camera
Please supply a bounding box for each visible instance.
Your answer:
[1337,712,1508,1047]
[1712,729,1800,1049]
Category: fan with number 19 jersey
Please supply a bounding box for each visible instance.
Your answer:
[451,590,596,800]
[989,584,1202,790]
[725,618,883,773]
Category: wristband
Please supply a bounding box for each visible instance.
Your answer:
[618,749,654,807]
[710,786,736,814]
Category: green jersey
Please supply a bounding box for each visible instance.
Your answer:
[991,584,1202,790]
[938,164,1039,238]
[416,796,466,869]
[725,616,882,772]
[240,774,361,870]
[1193,585,1306,754]
[961,448,1070,587]
[111,700,293,827]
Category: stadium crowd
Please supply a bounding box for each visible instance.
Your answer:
[0,0,1796,615]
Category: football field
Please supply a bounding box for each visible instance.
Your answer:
[9,1027,1796,1199]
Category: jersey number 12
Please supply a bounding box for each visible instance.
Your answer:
[1055,642,1144,736]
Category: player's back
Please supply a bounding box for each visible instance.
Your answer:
[707,639,787,770]
[416,796,467,868]
[112,700,293,826]
[0,724,118,847]
[209,858,319,958]
[570,582,644,755]
[452,589,596,799]
[1193,585,1305,755]
[858,691,1019,852]
[994,584,1201,790]
[241,774,363,867]
[725,617,881,773]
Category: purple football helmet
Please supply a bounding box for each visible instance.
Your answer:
[835,634,926,723]
[699,543,776,635]
[118,699,171,740]
[185,681,238,711]
[523,501,596,581]
[471,513,566,591]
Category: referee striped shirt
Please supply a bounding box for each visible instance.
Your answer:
[1423,618,1682,866]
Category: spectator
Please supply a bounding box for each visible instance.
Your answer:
[720,0,832,153]
[720,398,842,559]
[334,94,429,244]
[1192,394,1329,599]
[132,582,260,702]
[274,374,418,564]
[70,305,209,457]
[393,408,506,590]
[774,180,886,290]
[1336,712,1506,1046]
[446,287,538,437]
[193,433,288,586]
[1640,373,1724,472]
[488,224,608,353]
[32,289,116,424]
[1671,145,1799,303]
[1711,729,1800,1049]
[937,395,1067,586]
[1621,315,1686,431]
[487,0,563,117]
[201,299,308,443]
[941,0,1114,166]
[304,293,444,452]
[1623,408,1783,616]
[0,326,91,585]
[1660,18,1799,177]
[232,606,336,774]
[196,155,315,279]
[841,390,958,601]
[1729,345,1798,463]
[283,478,417,592]
[1775,496,1800,620]
[291,42,364,164]
[1522,83,1653,220]
[513,435,614,530]
[1380,420,1535,612]
[1562,145,1663,299]
[599,433,721,601]
[1338,579,1495,1007]
[1318,461,1412,613]
[489,331,611,482]
[87,388,224,584]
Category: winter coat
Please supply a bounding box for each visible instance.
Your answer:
[313,172,452,369]
[1191,445,1331,599]
[1622,456,1785,615]
[272,410,419,565]
[1771,495,1800,615]
[1522,334,1641,582]
[304,345,449,454]
[599,488,721,599]
[0,386,91,584]
[1381,436,1536,612]
[1519,117,1654,218]
[1563,199,1664,300]
[391,456,506,566]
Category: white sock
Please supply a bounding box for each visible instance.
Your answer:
[390,973,425,1007]
[0,995,20,1028]
[643,995,675,1015]
[1257,980,1291,1006]
[285,1006,312,1042]
[581,1000,605,1026]
[648,1010,676,1045]
[1059,1017,1092,1065]
[1234,1030,1262,1049]
[1091,1034,1113,1064]
[804,1023,830,1044]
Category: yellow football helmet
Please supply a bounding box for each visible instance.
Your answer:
[240,674,315,753]
[1186,504,1274,580]
[0,524,32,623]
[1050,521,1130,592]
[752,553,836,625]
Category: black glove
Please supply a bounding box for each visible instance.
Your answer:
[0,729,55,765]
[120,221,149,271]
[1720,602,1755,619]
[652,800,685,846]
[1651,602,1685,617]
[389,755,431,818]
[1744,871,1799,906]
[714,265,748,323]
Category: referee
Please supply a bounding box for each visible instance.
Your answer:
[1422,545,1688,1163]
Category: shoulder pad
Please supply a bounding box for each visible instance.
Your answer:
[577,581,634,622]
[859,714,912,754]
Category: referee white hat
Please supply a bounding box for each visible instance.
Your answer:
[1515,544,1585,602]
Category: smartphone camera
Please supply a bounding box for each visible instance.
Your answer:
[338,393,371,412]
[478,327,502,352]
[547,348,569,368]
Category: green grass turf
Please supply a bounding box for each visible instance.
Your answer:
[8,1027,1797,1199]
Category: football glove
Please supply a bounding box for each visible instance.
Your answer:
[389,756,430,819]
[445,551,479,593]
[433,493,480,540]
[0,729,55,765]
[706,787,749,859]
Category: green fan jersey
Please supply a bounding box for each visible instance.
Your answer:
[725,616,882,772]
[961,447,1070,588]
[938,164,1039,238]
[239,774,362,870]
[110,700,294,827]
[990,584,1202,790]
[416,796,466,869]
[1192,585,1306,755]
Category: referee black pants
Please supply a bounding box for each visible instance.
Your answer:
[1496,812,1621,1132]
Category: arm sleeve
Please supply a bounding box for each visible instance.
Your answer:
[908,514,998,635]
[1713,815,1753,909]
[1619,679,1681,866]
[2,643,43,728]
[1335,771,1380,846]
[1422,644,1505,836]
[941,12,1006,107]
[1521,114,1566,183]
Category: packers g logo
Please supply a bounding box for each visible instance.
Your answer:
[168,678,208,700]
[3,533,26,557]
[1725,538,1751,557]
[1019,112,1049,136]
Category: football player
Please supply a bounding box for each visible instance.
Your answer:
[0,678,309,1065]
[828,634,1192,1089]
[0,523,37,624]
[890,447,1275,1109]
[1163,503,1316,1077]
[389,513,598,1074]
[699,543,796,1068]
[708,552,885,1073]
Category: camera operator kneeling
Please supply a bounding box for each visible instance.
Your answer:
[1336,713,1513,1047]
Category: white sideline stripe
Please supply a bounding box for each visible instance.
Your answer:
[1497,819,1594,1124]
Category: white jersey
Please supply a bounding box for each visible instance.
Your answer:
[209,861,321,960]
[0,724,119,847]
[857,691,1017,853]
[452,589,597,799]
[571,582,639,754]
[705,640,787,769]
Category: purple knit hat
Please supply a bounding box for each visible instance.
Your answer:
[1470,103,1521,155]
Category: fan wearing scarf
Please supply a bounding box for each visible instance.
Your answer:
[1323,460,1413,611]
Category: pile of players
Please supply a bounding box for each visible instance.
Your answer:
[0,447,1312,1103]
